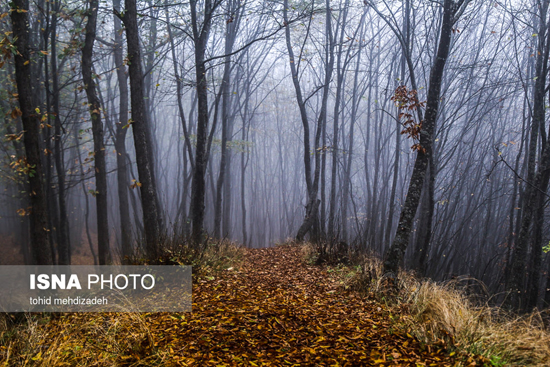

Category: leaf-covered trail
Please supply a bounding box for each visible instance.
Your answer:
[146,245,460,366]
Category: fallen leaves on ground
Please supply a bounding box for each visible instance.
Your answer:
[3,245,489,366]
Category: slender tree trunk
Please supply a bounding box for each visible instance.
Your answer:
[113,0,132,259]
[165,6,194,168]
[41,5,58,264]
[189,0,215,247]
[165,4,194,235]
[11,0,52,265]
[386,67,402,249]
[83,0,110,264]
[342,18,364,242]
[385,0,410,251]
[328,2,348,240]
[51,1,70,264]
[214,2,239,238]
[74,123,98,265]
[504,96,527,291]
[143,1,164,229]
[240,58,253,246]
[222,125,234,237]
[283,0,312,213]
[120,0,162,259]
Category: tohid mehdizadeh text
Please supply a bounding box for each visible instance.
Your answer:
[29,296,108,305]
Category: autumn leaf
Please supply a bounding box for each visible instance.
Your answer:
[10,107,22,119]
[2,245,483,366]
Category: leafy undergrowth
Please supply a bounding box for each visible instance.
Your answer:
[301,243,550,367]
[3,244,492,366]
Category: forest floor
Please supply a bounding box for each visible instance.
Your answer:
[1,244,495,366]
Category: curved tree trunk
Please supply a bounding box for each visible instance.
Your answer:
[284,0,334,242]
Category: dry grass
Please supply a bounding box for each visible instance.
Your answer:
[0,239,246,366]
[300,242,550,367]
[127,236,246,275]
[173,238,247,276]
[0,312,164,366]
[399,280,550,366]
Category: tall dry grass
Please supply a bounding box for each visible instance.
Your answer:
[0,311,165,366]
[400,280,550,366]
[301,241,550,366]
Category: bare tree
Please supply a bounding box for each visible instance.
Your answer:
[284,0,334,242]
[189,0,221,246]
[384,0,471,276]
[214,0,241,239]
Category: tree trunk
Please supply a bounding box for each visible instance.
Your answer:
[508,0,549,310]
[11,0,52,265]
[83,0,111,265]
[142,1,164,229]
[285,0,334,242]
[384,0,459,275]
[51,1,70,264]
[328,2,348,240]
[120,0,162,259]
[40,5,58,264]
[165,3,194,235]
[189,0,215,247]
[74,125,98,265]
[214,2,239,238]
[415,158,435,276]
[545,251,550,308]
[113,0,132,260]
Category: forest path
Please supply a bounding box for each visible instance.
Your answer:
[146,245,463,366]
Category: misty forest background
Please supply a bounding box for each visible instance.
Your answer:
[0,0,550,312]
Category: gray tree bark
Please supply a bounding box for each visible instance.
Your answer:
[113,0,132,259]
